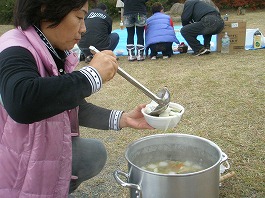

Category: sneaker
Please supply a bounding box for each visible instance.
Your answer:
[163,56,169,59]
[194,47,208,56]
[205,49,211,54]
[126,44,137,61]
[150,56,156,60]
[128,56,136,61]
[136,44,145,61]
[137,55,145,61]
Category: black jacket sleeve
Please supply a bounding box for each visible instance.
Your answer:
[123,0,148,15]
[78,99,111,129]
[0,46,94,124]
[106,15,113,34]
[181,1,196,26]
[181,0,219,26]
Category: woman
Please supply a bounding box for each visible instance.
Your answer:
[122,0,148,61]
[0,0,153,197]
[145,2,179,60]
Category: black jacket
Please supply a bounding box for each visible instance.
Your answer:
[0,46,112,127]
[78,8,112,50]
[181,0,219,26]
[121,0,148,15]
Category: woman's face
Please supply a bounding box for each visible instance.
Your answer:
[41,2,88,51]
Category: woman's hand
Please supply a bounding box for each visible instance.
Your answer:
[89,50,118,83]
[119,104,154,129]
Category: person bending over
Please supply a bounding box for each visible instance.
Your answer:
[145,2,179,60]
[180,0,224,56]
[78,3,119,62]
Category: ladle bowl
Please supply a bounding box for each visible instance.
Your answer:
[148,87,170,116]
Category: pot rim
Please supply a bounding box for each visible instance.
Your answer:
[125,133,223,176]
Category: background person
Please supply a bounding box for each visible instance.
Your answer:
[0,0,153,197]
[145,2,179,60]
[180,0,224,56]
[78,3,119,62]
[122,0,149,61]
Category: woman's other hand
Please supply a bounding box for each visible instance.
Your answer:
[119,104,154,130]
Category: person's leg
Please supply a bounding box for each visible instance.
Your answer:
[135,13,146,45]
[69,137,107,194]
[136,26,145,46]
[126,26,135,45]
[162,42,173,57]
[135,26,145,61]
[108,32,120,51]
[123,14,136,45]
[124,14,137,61]
[201,14,225,36]
[135,14,146,61]
[180,22,205,53]
[201,14,224,51]
[203,34,212,54]
[125,26,136,61]
[203,34,212,49]
[149,44,158,58]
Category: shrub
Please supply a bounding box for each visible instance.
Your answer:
[0,0,15,24]
[98,0,120,18]
[0,0,264,25]
[214,0,265,9]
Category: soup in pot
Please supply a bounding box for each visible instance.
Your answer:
[141,160,203,174]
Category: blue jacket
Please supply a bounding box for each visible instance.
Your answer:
[145,12,179,49]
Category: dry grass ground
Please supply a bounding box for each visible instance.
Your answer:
[1,9,264,198]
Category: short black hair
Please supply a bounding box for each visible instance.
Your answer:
[152,2,164,14]
[13,0,95,30]
[97,3,107,11]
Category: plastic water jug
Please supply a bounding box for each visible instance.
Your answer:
[253,29,262,49]
[221,32,230,53]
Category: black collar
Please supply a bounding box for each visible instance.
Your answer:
[33,25,69,75]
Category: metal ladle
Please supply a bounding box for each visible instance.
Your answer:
[89,46,170,116]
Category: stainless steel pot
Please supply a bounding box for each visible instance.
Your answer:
[114,133,229,198]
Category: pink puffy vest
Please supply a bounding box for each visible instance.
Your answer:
[0,26,79,198]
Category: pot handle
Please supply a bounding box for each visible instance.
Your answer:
[113,170,142,198]
[220,152,230,173]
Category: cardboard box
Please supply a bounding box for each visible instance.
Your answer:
[217,20,246,52]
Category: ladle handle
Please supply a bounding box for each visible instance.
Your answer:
[117,67,162,103]
[89,46,162,104]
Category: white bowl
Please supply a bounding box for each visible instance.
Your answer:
[141,102,185,130]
